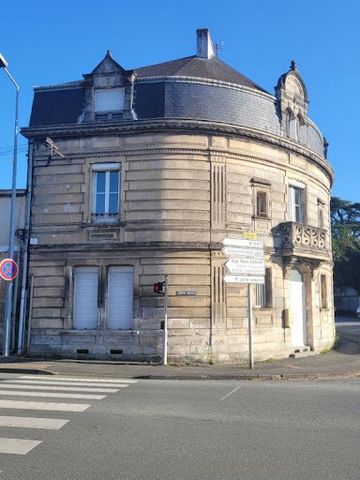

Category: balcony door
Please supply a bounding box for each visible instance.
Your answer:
[289,269,306,346]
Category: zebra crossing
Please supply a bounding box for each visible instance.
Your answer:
[0,374,136,455]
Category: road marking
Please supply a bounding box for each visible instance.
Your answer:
[22,375,137,384]
[219,385,242,401]
[0,383,118,393]
[5,380,128,388]
[0,390,106,400]
[0,416,69,430]
[0,438,42,455]
[0,400,90,412]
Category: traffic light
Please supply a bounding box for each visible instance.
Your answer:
[153,281,165,295]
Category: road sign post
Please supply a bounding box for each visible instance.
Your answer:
[222,236,265,369]
[248,284,254,369]
[163,275,169,366]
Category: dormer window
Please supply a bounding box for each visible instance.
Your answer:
[95,88,125,113]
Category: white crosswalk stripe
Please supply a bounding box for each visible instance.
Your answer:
[23,375,137,384]
[6,380,128,388]
[0,374,137,457]
[0,383,118,393]
[0,399,90,412]
[0,416,69,430]
[0,390,106,400]
[0,438,42,455]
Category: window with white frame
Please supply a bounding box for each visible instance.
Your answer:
[95,88,125,112]
[92,163,120,220]
[255,268,272,308]
[289,182,305,223]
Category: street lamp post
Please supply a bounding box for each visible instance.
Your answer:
[0,53,20,357]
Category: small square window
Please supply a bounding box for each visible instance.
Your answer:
[95,88,125,112]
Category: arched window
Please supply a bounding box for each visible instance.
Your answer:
[297,114,306,143]
[285,108,296,138]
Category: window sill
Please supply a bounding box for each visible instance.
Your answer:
[91,214,120,224]
[62,329,140,335]
[253,215,270,221]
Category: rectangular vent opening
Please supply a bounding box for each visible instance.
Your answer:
[110,349,123,355]
[76,349,89,355]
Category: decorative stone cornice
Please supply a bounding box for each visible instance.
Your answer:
[21,118,333,184]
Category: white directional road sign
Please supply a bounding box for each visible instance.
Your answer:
[224,275,265,284]
[221,246,264,258]
[222,237,265,284]
[224,257,265,275]
[222,238,263,249]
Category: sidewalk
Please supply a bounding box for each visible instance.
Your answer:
[1,321,359,381]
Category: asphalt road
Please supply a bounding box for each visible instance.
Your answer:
[0,373,359,480]
[336,317,360,343]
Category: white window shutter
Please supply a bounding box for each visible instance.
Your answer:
[73,267,99,329]
[108,267,134,329]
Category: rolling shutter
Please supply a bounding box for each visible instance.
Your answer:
[73,267,99,329]
[108,266,134,329]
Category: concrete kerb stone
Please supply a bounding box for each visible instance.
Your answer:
[1,365,359,381]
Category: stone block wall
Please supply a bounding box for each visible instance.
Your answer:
[26,130,335,362]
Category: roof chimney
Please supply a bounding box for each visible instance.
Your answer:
[196,29,215,59]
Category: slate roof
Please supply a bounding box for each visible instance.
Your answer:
[27,54,269,127]
[135,55,268,93]
[29,88,85,126]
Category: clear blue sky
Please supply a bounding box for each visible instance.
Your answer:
[0,0,359,201]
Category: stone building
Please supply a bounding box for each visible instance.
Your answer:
[0,189,26,350]
[21,29,335,362]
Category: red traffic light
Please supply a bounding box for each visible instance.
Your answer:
[153,282,165,294]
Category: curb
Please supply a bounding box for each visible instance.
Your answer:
[134,370,360,381]
[0,368,56,375]
[0,367,359,381]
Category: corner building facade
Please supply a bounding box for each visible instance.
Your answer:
[22,30,335,362]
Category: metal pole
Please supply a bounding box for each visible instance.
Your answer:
[2,66,20,357]
[17,141,33,355]
[26,275,34,355]
[163,275,168,366]
[248,283,254,369]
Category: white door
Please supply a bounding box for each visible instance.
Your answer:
[73,267,98,329]
[108,266,133,329]
[289,269,306,346]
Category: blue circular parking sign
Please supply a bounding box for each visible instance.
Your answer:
[0,258,19,281]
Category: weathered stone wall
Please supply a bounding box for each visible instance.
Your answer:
[28,131,335,362]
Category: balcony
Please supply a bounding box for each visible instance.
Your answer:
[280,222,330,260]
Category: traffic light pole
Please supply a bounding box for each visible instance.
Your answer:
[163,275,169,366]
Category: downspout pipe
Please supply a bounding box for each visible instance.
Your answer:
[17,140,33,355]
